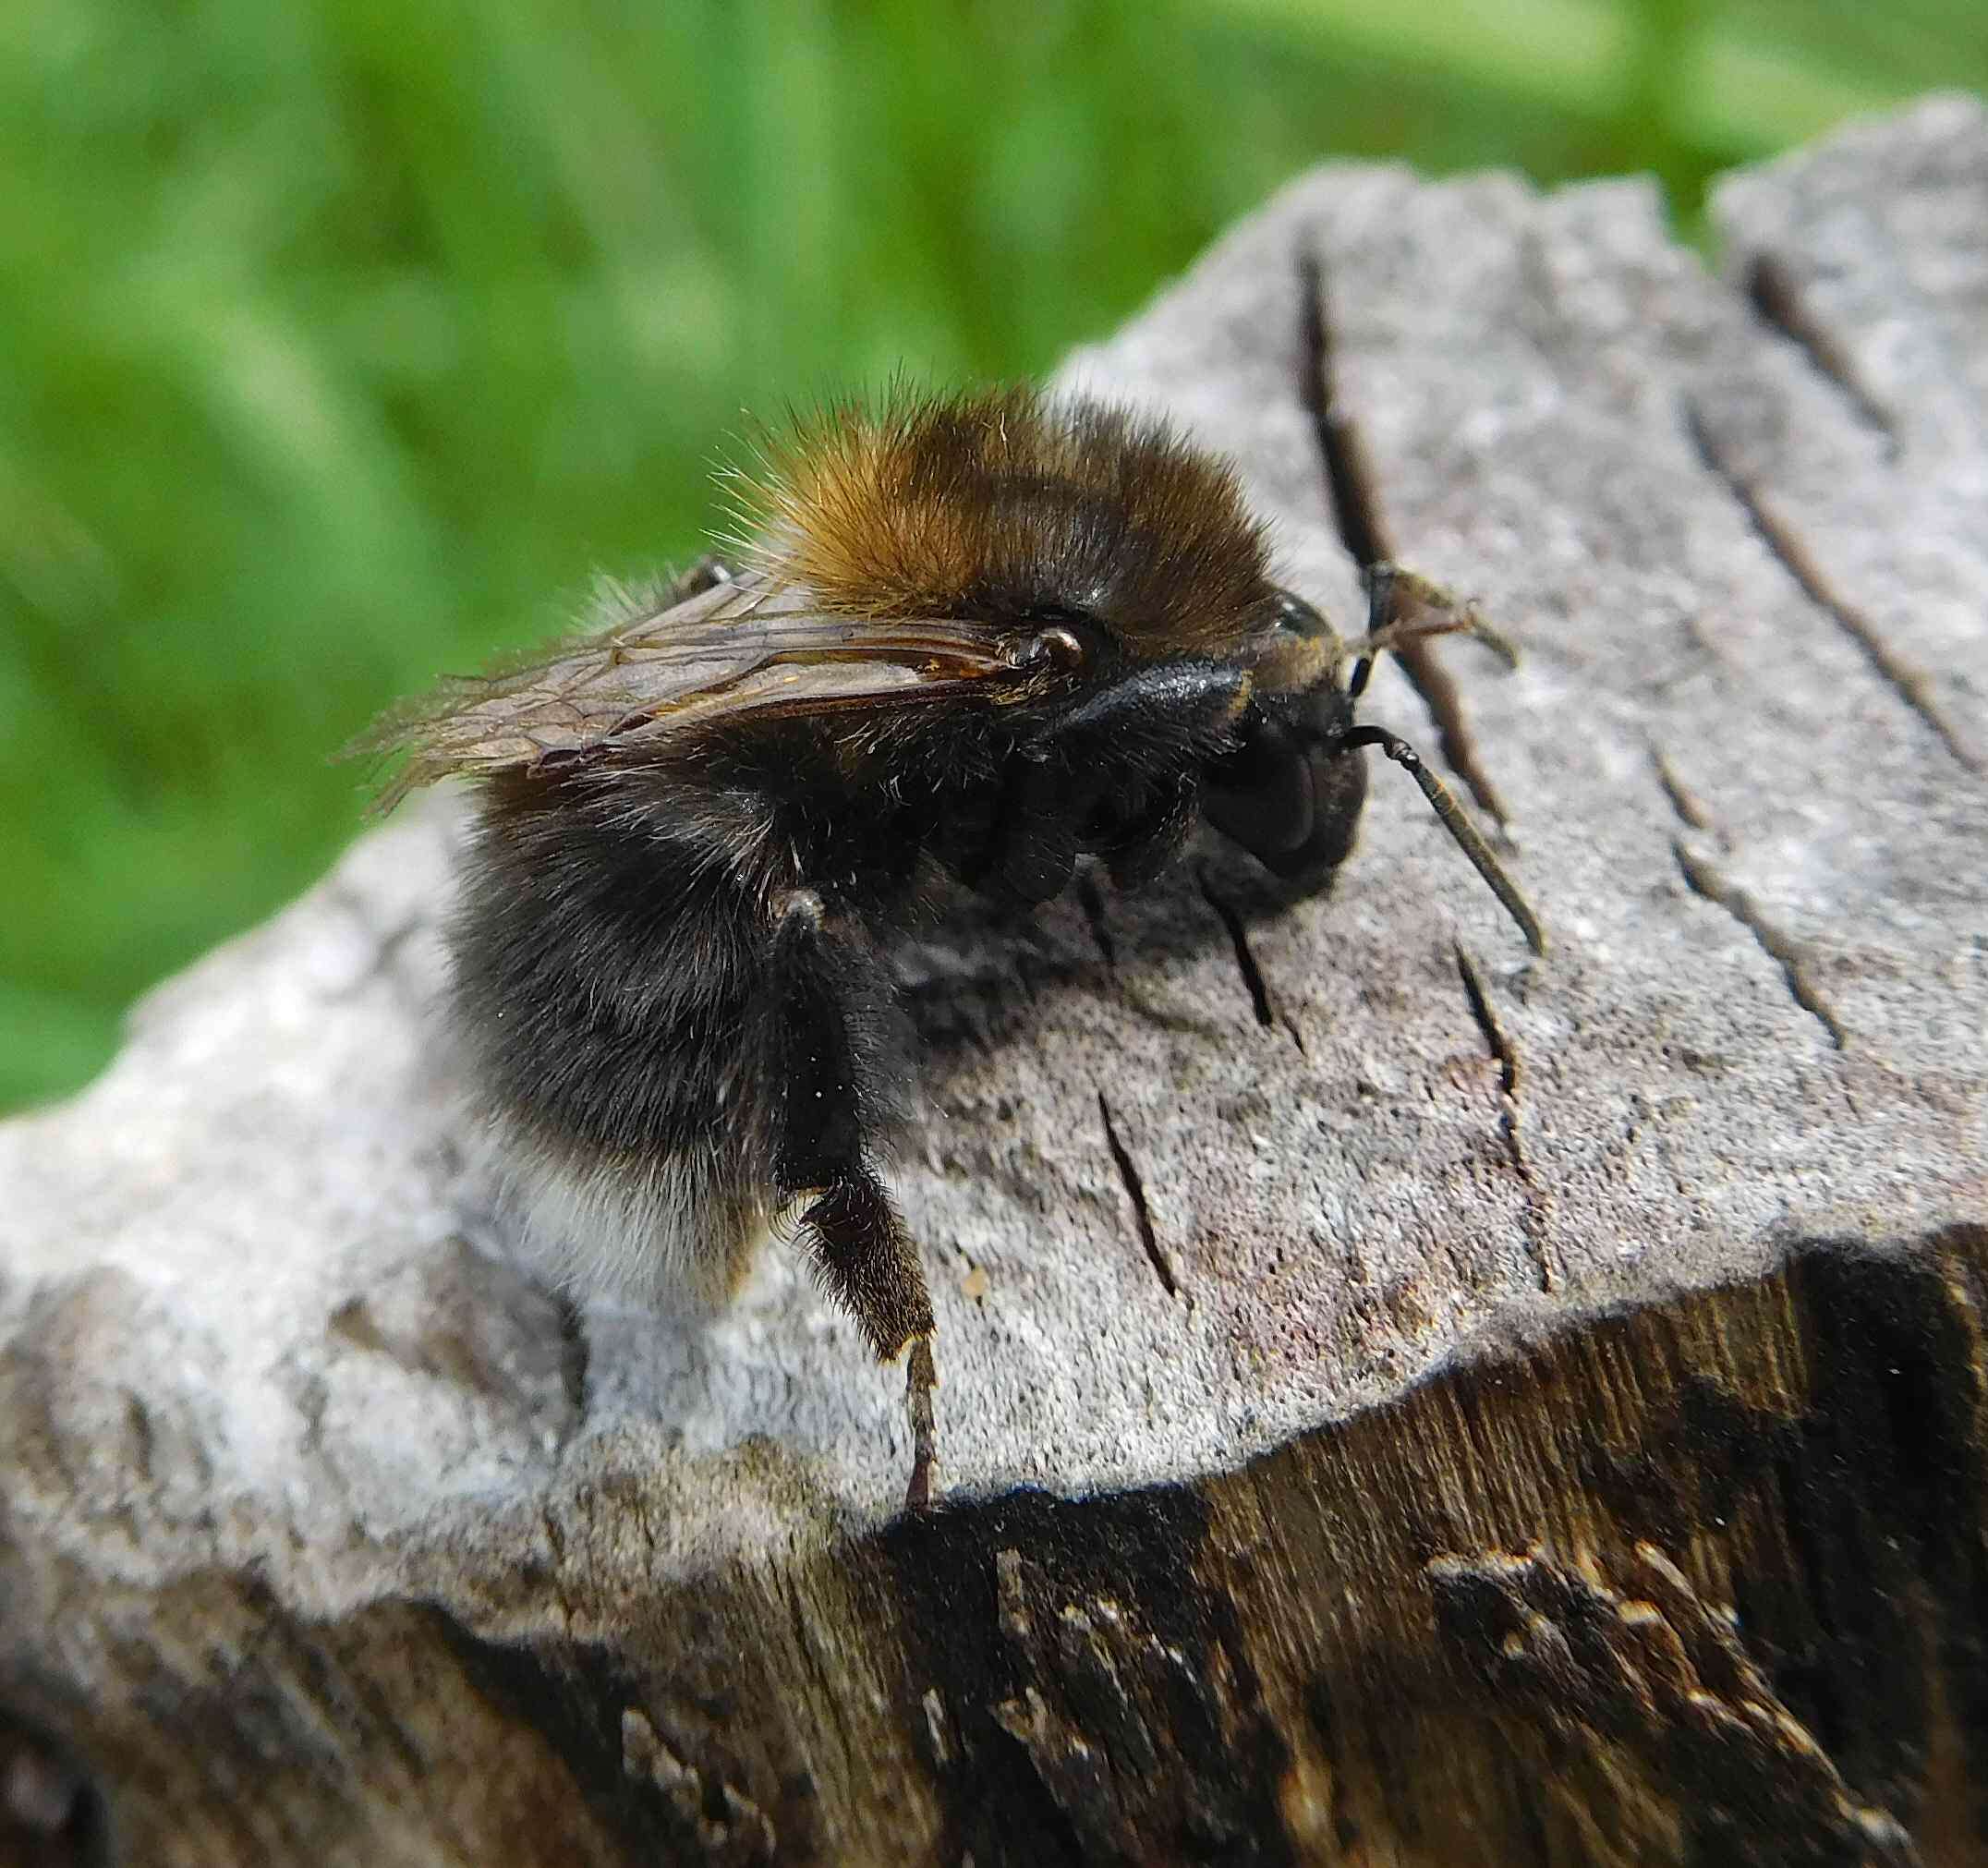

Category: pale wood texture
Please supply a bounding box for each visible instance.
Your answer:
[3,95,1984,1867]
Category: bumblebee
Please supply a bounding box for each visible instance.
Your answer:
[370,387,1541,1510]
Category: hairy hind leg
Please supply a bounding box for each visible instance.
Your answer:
[768,889,939,1510]
[796,1169,938,1510]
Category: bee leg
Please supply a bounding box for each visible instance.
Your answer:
[996,752,1081,905]
[794,1168,939,1513]
[770,889,939,1510]
[991,666,1250,905]
[905,1333,938,1512]
[1101,772,1198,889]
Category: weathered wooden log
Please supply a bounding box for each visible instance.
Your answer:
[3,93,1984,1867]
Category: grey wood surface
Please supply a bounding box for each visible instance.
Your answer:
[2,93,1983,1867]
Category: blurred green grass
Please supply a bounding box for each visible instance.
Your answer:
[2,0,1980,1110]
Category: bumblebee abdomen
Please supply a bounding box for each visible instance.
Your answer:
[455,785,765,1145]
[449,764,916,1306]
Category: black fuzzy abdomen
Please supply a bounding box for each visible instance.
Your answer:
[450,770,778,1167]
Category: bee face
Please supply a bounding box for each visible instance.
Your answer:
[364,385,1540,1514]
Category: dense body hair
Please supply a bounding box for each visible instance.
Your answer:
[737,387,1276,653]
[452,763,913,1308]
[373,387,1539,1509]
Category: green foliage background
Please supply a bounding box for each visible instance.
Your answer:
[2,0,1979,1110]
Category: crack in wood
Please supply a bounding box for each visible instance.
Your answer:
[1682,400,1983,777]
[1741,250,1899,455]
[1095,1091,1180,1299]
[1297,249,1514,826]
[1453,941,1553,1292]
[1297,252,1389,571]
[1650,749,1715,832]
[1671,840,1849,1051]
[1453,942,1521,1110]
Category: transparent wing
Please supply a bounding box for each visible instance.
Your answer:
[359,576,1044,807]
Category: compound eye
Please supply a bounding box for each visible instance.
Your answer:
[1272,590,1328,637]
